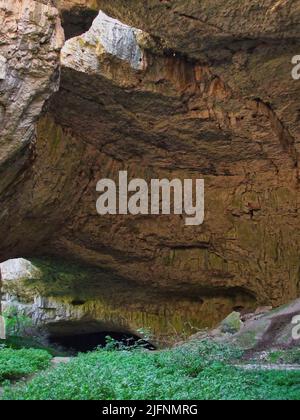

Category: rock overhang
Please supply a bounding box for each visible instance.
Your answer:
[61,10,146,75]
[0,1,299,316]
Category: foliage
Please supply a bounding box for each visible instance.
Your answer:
[3,306,33,337]
[0,336,67,357]
[2,341,300,400]
[104,328,154,351]
[267,349,300,365]
[0,348,52,383]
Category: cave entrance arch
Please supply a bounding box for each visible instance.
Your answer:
[44,320,156,355]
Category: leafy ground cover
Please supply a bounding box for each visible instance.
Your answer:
[2,341,300,400]
[0,348,52,383]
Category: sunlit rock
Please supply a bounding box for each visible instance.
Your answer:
[0,0,64,196]
[0,258,41,282]
[0,55,7,80]
[220,312,243,335]
[62,10,145,74]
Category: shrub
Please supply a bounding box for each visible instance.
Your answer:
[3,306,33,337]
[2,341,300,400]
[0,348,52,383]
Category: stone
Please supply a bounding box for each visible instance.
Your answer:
[0,258,41,282]
[97,0,300,59]
[255,306,273,316]
[91,11,144,70]
[187,299,300,353]
[61,10,145,73]
[0,0,64,177]
[220,312,243,334]
[0,55,7,80]
[230,299,300,350]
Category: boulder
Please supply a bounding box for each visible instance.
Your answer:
[220,312,243,334]
[0,259,41,282]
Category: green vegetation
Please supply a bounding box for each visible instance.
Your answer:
[0,348,51,383]
[4,306,33,337]
[1,306,67,357]
[0,336,67,357]
[1,341,300,400]
[267,349,300,365]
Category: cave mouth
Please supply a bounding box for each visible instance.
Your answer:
[61,7,98,40]
[48,331,155,355]
[46,325,156,355]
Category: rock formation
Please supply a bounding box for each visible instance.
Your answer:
[188,298,300,356]
[0,1,300,341]
[1,258,255,345]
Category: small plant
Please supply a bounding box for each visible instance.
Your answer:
[104,329,154,352]
[3,306,33,337]
[104,336,121,351]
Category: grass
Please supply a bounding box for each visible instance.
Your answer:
[2,341,300,400]
[0,348,52,383]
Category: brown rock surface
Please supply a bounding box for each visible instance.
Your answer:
[183,299,300,355]
[0,0,64,182]
[0,1,300,327]
[59,0,300,51]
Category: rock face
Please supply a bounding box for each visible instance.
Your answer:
[0,0,64,189]
[61,11,145,76]
[0,258,41,281]
[190,298,300,354]
[1,258,254,346]
[97,0,300,57]
[0,1,300,336]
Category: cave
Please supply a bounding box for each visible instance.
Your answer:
[0,0,300,402]
[48,331,155,354]
[44,321,156,355]
[0,257,259,348]
[1,1,299,313]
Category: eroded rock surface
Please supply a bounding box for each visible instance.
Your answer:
[97,0,300,58]
[1,258,254,345]
[0,1,300,333]
[188,299,300,354]
[0,0,64,193]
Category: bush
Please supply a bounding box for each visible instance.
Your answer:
[2,341,300,400]
[3,306,33,337]
[0,348,52,383]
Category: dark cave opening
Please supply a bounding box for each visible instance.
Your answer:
[61,7,98,40]
[48,331,156,355]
